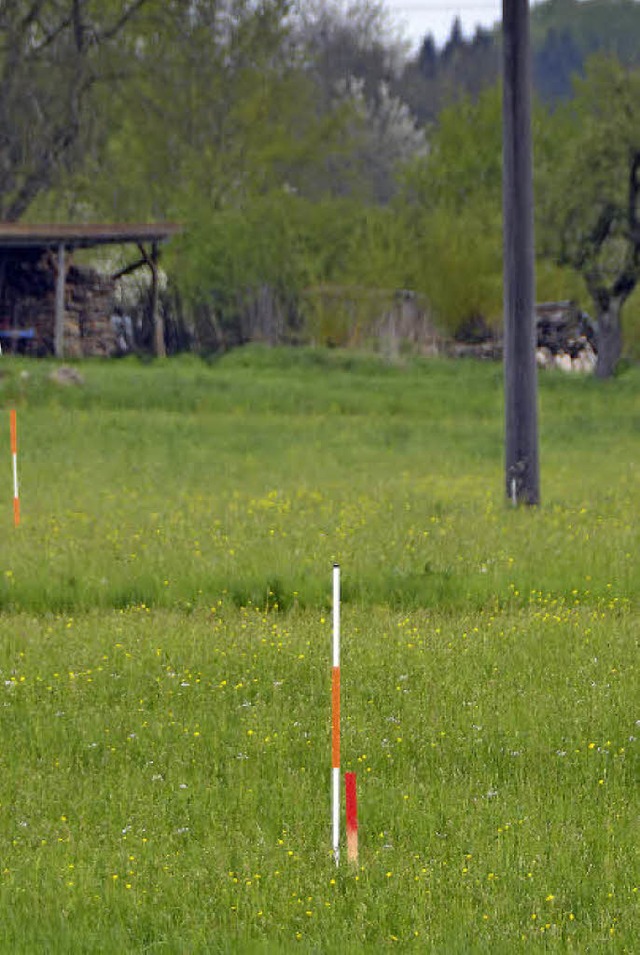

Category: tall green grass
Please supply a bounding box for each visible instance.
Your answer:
[1,349,639,614]
[0,349,638,951]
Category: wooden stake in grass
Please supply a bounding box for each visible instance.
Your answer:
[332,562,340,866]
[345,771,358,865]
[10,409,19,526]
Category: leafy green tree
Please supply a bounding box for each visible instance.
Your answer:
[167,189,370,349]
[46,0,426,351]
[396,88,505,333]
[337,205,418,291]
[63,0,306,220]
[0,0,148,220]
[531,0,640,69]
[58,0,400,220]
[403,87,503,215]
[396,84,582,337]
[537,55,640,376]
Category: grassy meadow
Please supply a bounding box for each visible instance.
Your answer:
[0,349,638,952]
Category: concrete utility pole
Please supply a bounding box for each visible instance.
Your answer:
[502,0,540,505]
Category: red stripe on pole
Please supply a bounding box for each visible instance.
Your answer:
[13,496,19,527]
[331,666,340,769]
[10,409,17,455]
[345,772,358,864]
[345,772,358,831]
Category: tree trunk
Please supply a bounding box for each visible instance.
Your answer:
[595,297,624,378]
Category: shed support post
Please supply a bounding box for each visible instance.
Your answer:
[55,242,66,358]
[150,242,165,358]
[138,241,165,358]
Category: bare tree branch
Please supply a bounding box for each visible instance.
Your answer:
[0,1,150,219]
[96,0,148,44]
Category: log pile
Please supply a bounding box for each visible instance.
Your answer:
[535,301,597,372]
[0,254,116,356]
[446,302,598,372]
[64,266,115,357]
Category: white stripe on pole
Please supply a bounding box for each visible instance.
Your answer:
[10,409,19,527]
[332,562,341,866]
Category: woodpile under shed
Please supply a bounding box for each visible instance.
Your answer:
[0,222,181,358]
[0,252,116,356]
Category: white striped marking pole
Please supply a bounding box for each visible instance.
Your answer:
[332,562,340,866]
[10,409,19,527]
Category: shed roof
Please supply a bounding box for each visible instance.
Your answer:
[0,222,182,250]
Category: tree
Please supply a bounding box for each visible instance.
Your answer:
[34,0,424,352]
[0,0,149,220]
[76,0,305,217]
[533,26,583,101]
[396,88,504,333]
[59,0,397,219]
[397,84,581,336]
[537,56,640,376]
[291,0,423,202]
[417,34,437,80]
[441,17,464,65]
[396,18,500,127]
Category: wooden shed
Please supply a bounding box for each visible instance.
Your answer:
[0,223,181,357]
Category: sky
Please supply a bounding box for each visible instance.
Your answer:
[384,0,504,49]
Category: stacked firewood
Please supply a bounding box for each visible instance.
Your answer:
[534,301,597,372]
[445,302,598,372]
[0,256,116,356]
[65,266,115,357]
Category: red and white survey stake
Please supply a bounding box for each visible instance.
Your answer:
[332,562,341,866]
[10,409,19,526]
[345,771,358,864]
